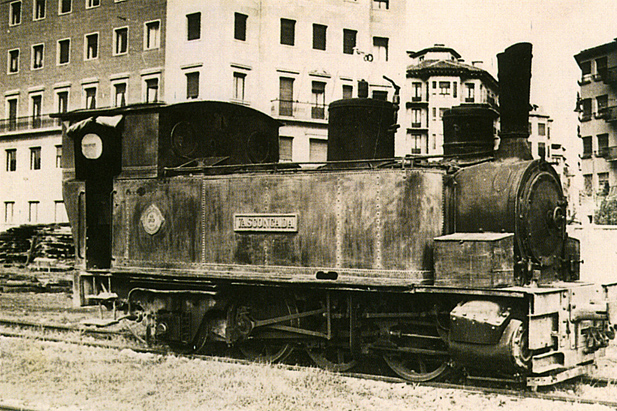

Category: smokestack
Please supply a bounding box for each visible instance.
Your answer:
[496,43,533,160]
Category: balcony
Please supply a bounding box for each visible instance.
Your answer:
[0,115,61,135]
[270,100,329,122]
[406,98,428,108]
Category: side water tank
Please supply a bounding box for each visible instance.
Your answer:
[442,104,498,158]
[327,98,396,162]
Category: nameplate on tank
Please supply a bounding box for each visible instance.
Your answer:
[234,214,298,232]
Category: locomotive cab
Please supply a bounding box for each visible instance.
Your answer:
[58,101,281,303]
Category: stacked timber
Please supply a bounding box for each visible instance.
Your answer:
[0,224,74,270]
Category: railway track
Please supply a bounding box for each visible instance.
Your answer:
[2,318,617,409]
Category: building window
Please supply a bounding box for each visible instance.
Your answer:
[234,13,247,41]
[580,61,591,80]
[373,0,389,9]
[7,99,18,131]
[56,90,69,113]
[373,37,388,62]
[342,85,353,99]
[145,20,161,49]
[86,0,99,9]
[372,90,388,101]
[85,33,99,60]
[596,94,609,117]
[4,202,15,224]
[597,133,609,157]
[59,0,71,14]
[55,145,62,168]
[187,12,201,41]
[31,95,42,128]
[538,122,546,136]
[595,57,608,79]
[453,82,457,98]
[279,136,293,162]
[9,1,21,26]
[279,77,294,117]
[409,132,426,154]
[233,72,246,101]
[411,108,422,128]
[34,0,45,20]
[313,24,327,51]
[113,27,129,55]
[582,136,592,158]
[583,174,593,196]
[8,49,19,74]
[6,149,17,172]
[113,82,127,106]
[30,147,42,170]
[186,72,199,99]
[598,172,610,195]
[309,139,327,162]
[280,18,295,46]
[439,81,450,95]
[343,29,357,55]
[412,83,422,101]
[57,39,70,65]
[32,44,44,69]
[84,86,97,109]
[29,201,39,223]
[465,83,475,102]
[580,98,592,121]
[311,81,326,119]
[537,142,546,158]
[144,77,159,103]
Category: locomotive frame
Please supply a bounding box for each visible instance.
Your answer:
[56,43,617,388]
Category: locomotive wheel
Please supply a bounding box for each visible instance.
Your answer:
[306,346,357,372]
[231,293,299,363]
[381,310,450,382]
[239,340,295,363]
[383,353,449,382]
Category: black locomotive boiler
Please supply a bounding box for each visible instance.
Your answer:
[58,43,617,387]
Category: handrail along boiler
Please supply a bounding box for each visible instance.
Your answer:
[58,43,617,387]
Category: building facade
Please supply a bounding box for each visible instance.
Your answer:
[0,0,166,231]
[402,45,498,156]
[574,40,617,222]
[0,0,408,231]
[164,0,407,162]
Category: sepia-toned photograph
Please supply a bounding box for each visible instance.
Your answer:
[1,0,617,409]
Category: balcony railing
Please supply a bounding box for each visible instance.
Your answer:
[270,100,329,121]
[0,115,61,135]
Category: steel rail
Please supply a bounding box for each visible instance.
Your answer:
[3,320,617,409]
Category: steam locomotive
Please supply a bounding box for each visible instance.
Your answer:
[58,43,617,387]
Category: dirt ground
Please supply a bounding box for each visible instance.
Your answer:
[0,336,615,411]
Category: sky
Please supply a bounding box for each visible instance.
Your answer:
[408,0,617,160]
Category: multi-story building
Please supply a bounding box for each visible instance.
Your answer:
[164,0,407,162]
[574,40,617,222]
[0,0,166,231]
[402,45,498,156]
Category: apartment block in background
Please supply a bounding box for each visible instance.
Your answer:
[0,0,166,231]
[575,39,617,222]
